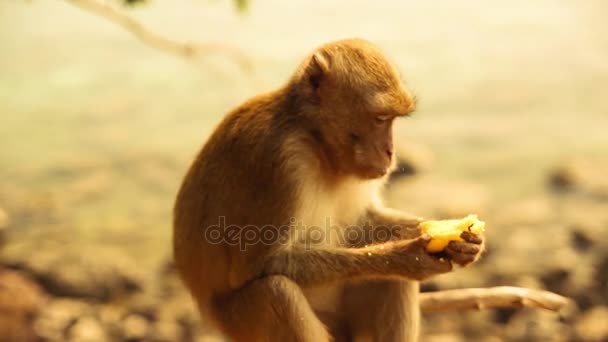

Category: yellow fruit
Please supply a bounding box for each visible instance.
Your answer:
[419,214,485,253]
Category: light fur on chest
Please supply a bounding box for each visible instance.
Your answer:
[281,135,384,245]
[281,136,386,312]
[292,176,381,246]
[294,178,380,312]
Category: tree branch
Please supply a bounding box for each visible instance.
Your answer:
[65,0,252,70]
[420,286,574,314]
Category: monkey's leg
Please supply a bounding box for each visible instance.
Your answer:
[342,279,420,342]
[213,275,332,342]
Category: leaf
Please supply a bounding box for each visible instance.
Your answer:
[123,0,148,7]
[233,0,248,12]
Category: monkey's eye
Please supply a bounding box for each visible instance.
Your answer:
[349,133,361,143]
[375,115,391,125]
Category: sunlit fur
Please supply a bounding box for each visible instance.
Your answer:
[173,38,483,342]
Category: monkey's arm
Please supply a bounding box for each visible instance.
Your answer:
[262,236,453,286]
[345,207,423,247]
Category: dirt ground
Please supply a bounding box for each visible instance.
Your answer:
[0,0,607,341]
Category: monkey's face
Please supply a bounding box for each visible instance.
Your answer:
[336,109,397,179]
[349,113,396,179]
[302,39,416,179]
[318,88,415,180]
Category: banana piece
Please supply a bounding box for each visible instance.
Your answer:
[419,214,485,253]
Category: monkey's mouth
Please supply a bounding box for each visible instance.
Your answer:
[360,165,389,179]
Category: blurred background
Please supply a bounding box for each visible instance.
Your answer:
[0,0,607,341]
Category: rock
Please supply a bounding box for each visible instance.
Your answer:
[152,319,183,342]
[0,269,47,341]
[574,306,608,342]
[596,254,608,303]
[493,307,518,325]
[97,304,126,339]
[549,159,608,199]
[3,243,143,301]
[505,310,572,341]
[127,293,160,321]
[460,311,500,340]
[34,299,93,341]
[67,316,108,342]
[156,295,202,341]
[549,165,577,189]
[540,268,571,294]
[570,226,594,252]
[98,304,127,326]
[538,248,596,300]
[566,211,606,251]
[121,314,150,341]
[158,259,183,299]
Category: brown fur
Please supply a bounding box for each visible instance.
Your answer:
[173,38,484,342]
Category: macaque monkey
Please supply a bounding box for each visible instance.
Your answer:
[173,38,484,342]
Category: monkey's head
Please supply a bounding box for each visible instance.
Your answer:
[291,38,416,180]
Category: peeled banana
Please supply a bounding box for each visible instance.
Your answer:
[419,214,485,253]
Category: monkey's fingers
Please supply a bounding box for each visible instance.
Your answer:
[446,241,480,255]
[460,231,483,244]
[413,234,433,247]
[444,248,477,266]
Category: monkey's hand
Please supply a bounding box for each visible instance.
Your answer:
[388,232,483,280]
[442,230,484,267]
[388,235,454,281]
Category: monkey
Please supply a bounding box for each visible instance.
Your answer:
[173,38,484,342]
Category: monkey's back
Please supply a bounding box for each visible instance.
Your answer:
[172,90,300,311]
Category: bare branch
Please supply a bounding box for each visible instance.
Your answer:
[65,0,252,70]
[420,286,574,314]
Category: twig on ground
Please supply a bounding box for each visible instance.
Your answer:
[420,286,574,314]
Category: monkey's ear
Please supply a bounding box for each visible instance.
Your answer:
[307,52,330,91]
